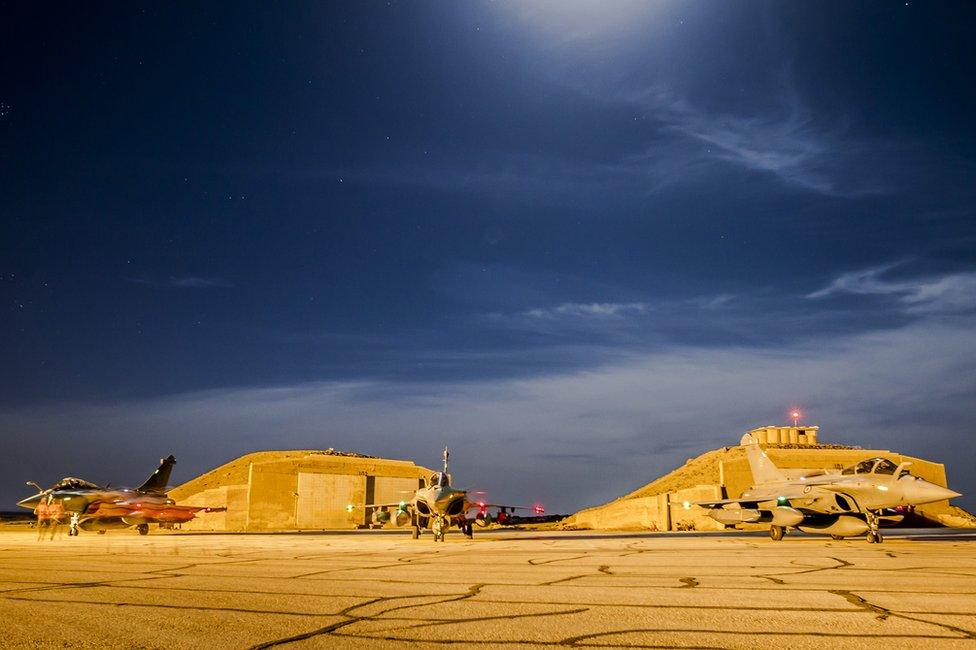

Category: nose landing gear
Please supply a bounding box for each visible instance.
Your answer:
[431,516,447,542]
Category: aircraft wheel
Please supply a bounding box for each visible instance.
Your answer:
[769,526,785,541]
[875,533,884,544]
[137,524,149,536]
[464,522,473,539]
[866,532,878,543]
[831,535,844,541]
[98,530,106,535]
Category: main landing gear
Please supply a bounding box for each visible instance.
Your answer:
[137,523,150,536]
[463,521,473,539]
[865,512,884,544]
[769,525,786,541]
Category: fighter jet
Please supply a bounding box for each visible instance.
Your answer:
[695,434,961,543]
[17,455,224,536]
[353,447,543,541]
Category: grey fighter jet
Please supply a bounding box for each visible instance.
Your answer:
[353,447,543,541]
[696,434,961,543]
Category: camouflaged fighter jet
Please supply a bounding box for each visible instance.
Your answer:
[352,447,544,541]
[695,434,961,543]
[17,455,225,536]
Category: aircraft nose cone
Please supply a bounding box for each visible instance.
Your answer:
[908,480,961,505]
[434,490,454,506]
[16,495,41,510]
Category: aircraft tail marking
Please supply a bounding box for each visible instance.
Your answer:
[739,433,787,485]
[138,455,176,494]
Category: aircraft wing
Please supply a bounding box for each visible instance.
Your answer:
[86,501,225,523]
[695,498,762,508]
[467,502,545,514]
[360,502,412,510]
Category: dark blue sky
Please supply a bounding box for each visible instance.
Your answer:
[2,2,975,513]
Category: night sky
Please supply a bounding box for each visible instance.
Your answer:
[2,2,975,513]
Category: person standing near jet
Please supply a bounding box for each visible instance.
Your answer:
[34,496,51,541]
[49,498,66,540]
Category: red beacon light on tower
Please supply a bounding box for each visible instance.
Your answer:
[790,409,802,426]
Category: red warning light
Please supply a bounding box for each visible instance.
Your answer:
[533,504,545,515]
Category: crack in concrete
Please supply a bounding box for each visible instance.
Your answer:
[829,589,890,621]
[529,555,587,566]
[250,583,486,648]
[358,605,591,636]
[830,589,976,640]
[0,574,174,596]
[560,627,964,645]
[758,555,854,582]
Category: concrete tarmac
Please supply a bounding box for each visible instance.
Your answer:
[0,528,974,649]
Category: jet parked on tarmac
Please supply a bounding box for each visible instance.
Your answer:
[696,434,961,543]
[352,447,543,541]
[17,455,224,536]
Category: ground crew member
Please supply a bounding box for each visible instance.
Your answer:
[48,497,66,540]
[34,497,51,541]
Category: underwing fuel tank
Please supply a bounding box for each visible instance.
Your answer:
[765,506,805,527]
[707,506,803,527]
[393,510,410,527]
[709,508,762,525]
[797,515,870,537]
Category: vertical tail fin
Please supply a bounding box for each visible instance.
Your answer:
[739,434,786,485]
[137,455,176,494]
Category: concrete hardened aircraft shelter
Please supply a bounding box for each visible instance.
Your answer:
[169,450,433,532]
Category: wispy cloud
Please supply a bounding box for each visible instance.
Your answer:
[486,293,738,341]
[809,264,976,314]
[605,83,885,198]
[523,302,649,319]
[127,276,235,289]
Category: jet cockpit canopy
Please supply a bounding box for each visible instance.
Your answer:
[52,477,99,490]
[840,458,905,476]
[429,472,450,488]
